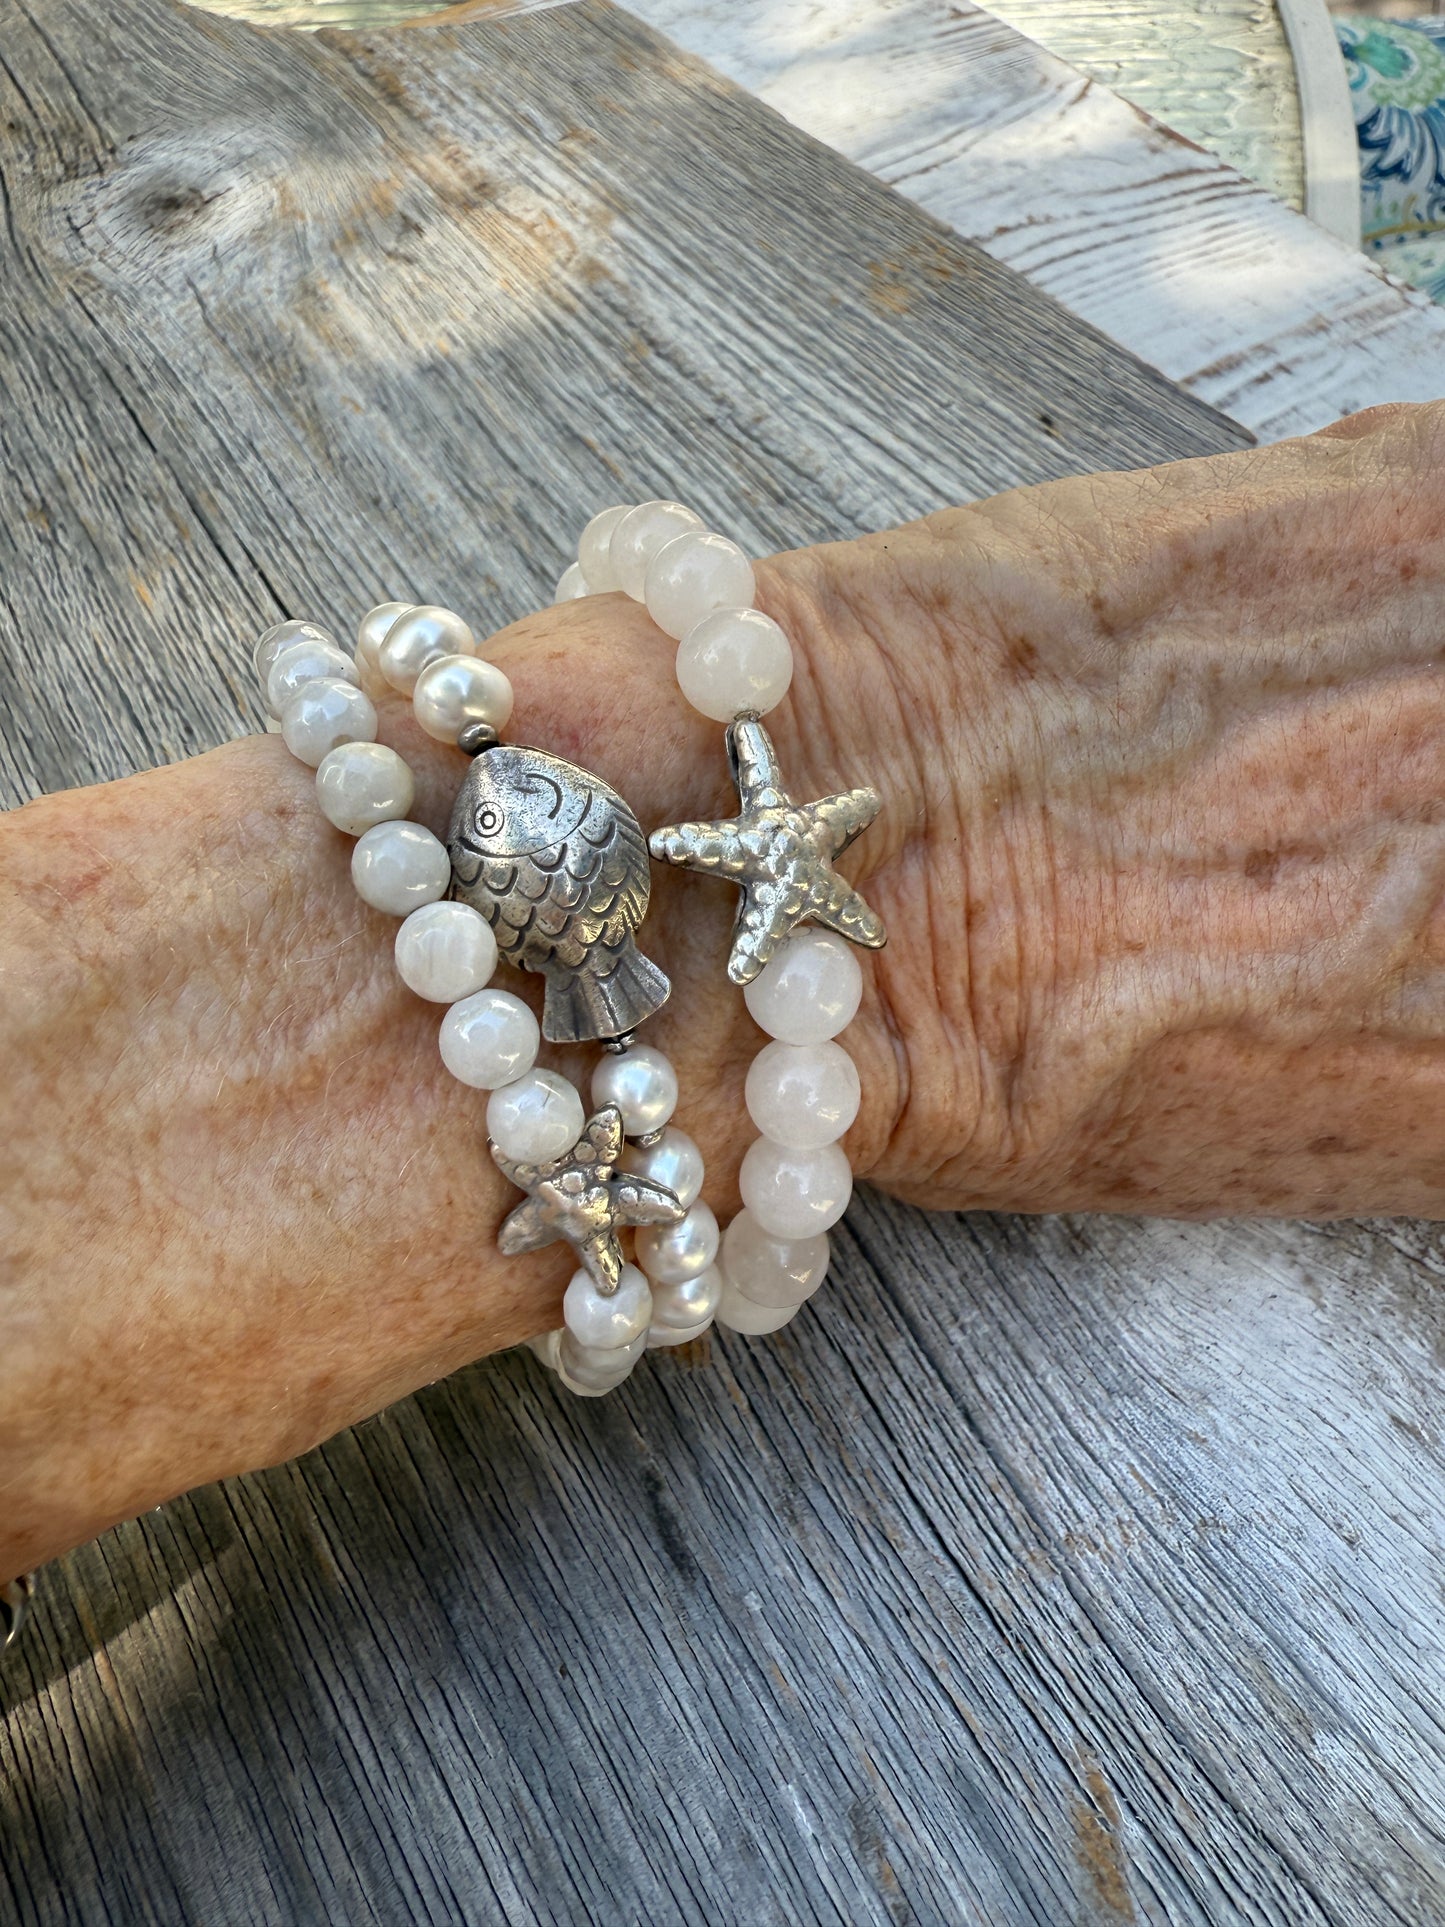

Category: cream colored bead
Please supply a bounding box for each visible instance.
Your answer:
[394,901,498,1003]
[255,619,337,689]
[643,531,755,639]
[379,605,476,694]
[676,607,792,723]
[279,679,377,767]
[486,1069,585,1163]
[714,1281,799,1336]
[564,1263,652,1350]
[608,500,705,600]
[636,1202,719,1285]
[355,601,413,674]
[439,988,539,1089]
[558,1328,645,1395]
[578,504,632,591]
[590,1045,677,1138]
[648,1263,722,1332]
[412,654,514,744]
[738,1138,852,1240]
[619,1128,704,1211]
[743,929,863,1045]
[266,637,357,718]
[721,1211,829,1308]
[646,1315,714,1349]
[315,742,415,836]
[553,562,588,603]
[350,820,451,915]
[745,1040,860,1149]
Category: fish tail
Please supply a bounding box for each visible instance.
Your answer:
[542,941,671,1044]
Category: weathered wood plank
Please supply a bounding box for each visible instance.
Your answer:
[1,4,1443,1925]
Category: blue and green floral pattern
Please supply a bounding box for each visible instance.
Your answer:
[1336,15,1445,303]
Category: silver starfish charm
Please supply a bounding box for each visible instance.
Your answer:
[492,1104,684,1293]
[648,717,887,985]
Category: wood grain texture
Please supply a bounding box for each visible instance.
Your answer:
[1,4,1443,1925]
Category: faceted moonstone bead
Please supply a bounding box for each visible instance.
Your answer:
[315,741,415,836]
[350,820,451,916]
[744,1040,860,1150]
[379,605,477,694]
[255,619,339,689]
[564,1262,652,1350]
[439,988,539,1089]
[279,679,377,767]
[412,654,514,744]
[675,608,793,723]
[553,562,588,603]
[558,1327,646,1396]
[394,901,498,1003]
[590,1045,678,1138]
[743,929,863,1045]
[578,504,633,592]
[647,1263,722,1332]
[643,530,755,640]
[355,601,413,674]
[486,1068,585,1163]
[266,637,357,718]
[739,1138,852,1240]
[608,500,705,601]
[619,1127,704,1211]
[713,1281,799,1336]
[636,1202,720,1285]
[721,1210,829,1308]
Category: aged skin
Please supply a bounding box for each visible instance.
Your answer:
[2,403,1444,1581]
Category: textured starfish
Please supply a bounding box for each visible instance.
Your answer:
[492,1104,684,1293]
[648,717,887,985]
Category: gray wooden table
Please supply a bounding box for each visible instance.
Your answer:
[4,3,1445,1922]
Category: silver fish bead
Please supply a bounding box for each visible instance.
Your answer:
[448,743,670,1044]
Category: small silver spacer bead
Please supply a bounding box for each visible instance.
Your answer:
[602,1030,639,1055]
[457,721,501,757]
[633,1127,667,1148]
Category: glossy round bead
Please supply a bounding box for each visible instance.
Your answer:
[394,901,498,1003]
[619,1127,704,1211]
[564,1263,652,1350]
[439,988,539,1089]
[379,605,477,694]
[676,608,793,722]
[648,1263,722,1332]
[609,500,705,600]
[590,1045,678,1138]
[578,504,633,592]
[412,654,514,744]
[486,1069,585,1163]
[646,1314,714,1349]
[643,530,755,640]
[350,820,451,915]
[739,1138,852,1240]
[714,1281,800,1336]
[255,619,338,689]
[280,679,377,767]
[743,929,863,1045]
[266,637,357,718]
[636,1202,720,1286]
[315,742,416,836]
[721,1211,830,1308]
[745,1040,860,1149]
[355,601,413,674]
[558,1327,646,1395]
[553,562,588,603]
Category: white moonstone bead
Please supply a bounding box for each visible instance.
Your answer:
[648,1263,722,1332]
[714,1281,800,1336]
[394,901,498,1003]
[355,601,413,674]
[608,500,705,600]
[646,1315,714,1349]
[619,1128,704,1211]
[266,637,357,718]
[412,654,514,744]
[636,1202,720,1285]
[558,1327,646,1395]
[578,504,633,592]
[486,1069,585,1164]
[739,1138,853,1240]
[721,1211,830,1308]
[743,929,863,1045]
[564,1263,652,1350]
[553,562,588,604]
[315,742,416,836]
[439,988,539,1089]
[255,619,339,689]
[745,1040,860,1150]
[350,820,451,915]
[643,530,756,639]
[379,605,477,694]
[280,680,377,767]
[676,608,793,723]
[590,1045,678,1137]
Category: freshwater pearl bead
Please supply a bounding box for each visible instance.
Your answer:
[643,531,755,639]
[609,500,705,601]
[744,929,863,1045]
[745,1040,860,1149]
[280,679,377,767]
[721,1211,829,1308]
[564,1263,652,1350]
[647,1315,714,1349]
[558,1328,646,1395]
[636,1202,720,1285]
[350,820,451,915]
[355,601,413,674]
[439,988,539,1088]
[394,901,498,1003]
[619,1127,704,1210]
[676,608,792,723]
[315,742,415,836]
[578,504,632,591]
[379,605,476,694]
[714,1281,799,1336]
[486,1069,585,1163]
[553,562,588,603]
[739,1138,853,1240]
[590,1045,678,1137]
[648,1263,722,1331]
[255,619,338,688]
[412,654,514,744]
[266,637,357,717]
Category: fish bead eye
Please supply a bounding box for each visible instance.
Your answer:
[475,803,505,838]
